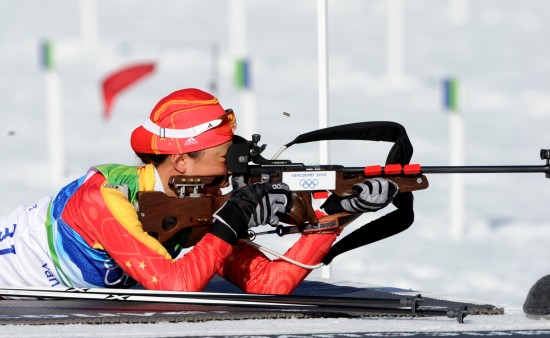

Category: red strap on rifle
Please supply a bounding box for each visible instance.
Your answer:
[365,163,422,176]
[384,164,402,175]
[404,164,421,175]
[312,191,329,199]
[364,165,382,176]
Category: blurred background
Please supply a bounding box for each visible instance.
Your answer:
[1,0,550,307]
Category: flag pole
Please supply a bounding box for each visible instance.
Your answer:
[318,0,329,162]
[449,0,468,26]
[229,0,255,138]
[386,0,404,84]
[209,43,220,96]
[80,0,99,46]
[42,40,65,186]
[317,0,331,279]
[444,77,465,240]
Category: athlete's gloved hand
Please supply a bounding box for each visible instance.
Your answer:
[208,182,291,245]
[321,178,399,214]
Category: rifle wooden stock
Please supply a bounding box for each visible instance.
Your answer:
[137,192,224,247]
[138,174,429,248]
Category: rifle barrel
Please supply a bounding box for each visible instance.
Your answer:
[421,165,550,175]
[343,164,550,177]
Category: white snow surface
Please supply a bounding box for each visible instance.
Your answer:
[0,309,548,338]
[2,0,550,335]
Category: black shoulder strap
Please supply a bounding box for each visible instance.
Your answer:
[286,121,413,165]
[285,121,415,264]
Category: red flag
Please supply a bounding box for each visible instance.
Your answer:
[102,63,155,120]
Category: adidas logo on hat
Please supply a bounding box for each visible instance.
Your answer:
[184,137,199,146]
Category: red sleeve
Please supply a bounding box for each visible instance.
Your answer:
[64,173,233,291]
[217,233,337,294]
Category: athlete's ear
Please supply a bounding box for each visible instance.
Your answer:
[171,154,186,174]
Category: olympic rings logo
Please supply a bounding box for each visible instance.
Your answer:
[299,179,319,189]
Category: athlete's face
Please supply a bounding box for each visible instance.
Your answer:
[183,140,231,177]
[159,140,232,197]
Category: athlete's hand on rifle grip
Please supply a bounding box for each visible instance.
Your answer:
[208,182,291,245]
[321,178,399,214]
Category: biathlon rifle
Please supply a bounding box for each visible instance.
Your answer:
[136,121,550,261]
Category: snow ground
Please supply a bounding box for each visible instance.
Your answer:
[0,305,550,337]
[2,0,550,336]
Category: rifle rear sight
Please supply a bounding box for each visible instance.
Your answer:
[250,134,267,157]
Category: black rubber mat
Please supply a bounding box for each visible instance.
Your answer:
[0,279,503,325]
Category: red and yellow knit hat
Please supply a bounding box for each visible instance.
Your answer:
[131,88,236,154]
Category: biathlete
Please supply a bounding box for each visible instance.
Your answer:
[0,88,396,294]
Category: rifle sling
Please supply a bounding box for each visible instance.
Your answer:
[321,192,414,265]
[291,121,416,264]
